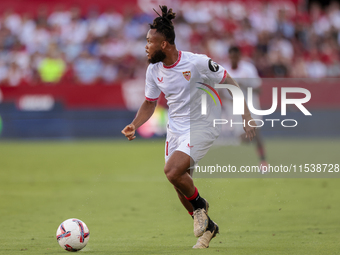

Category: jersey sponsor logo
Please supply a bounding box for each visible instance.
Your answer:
[208,59,219,72]
[182,71,191,81]
[157,77,164,83]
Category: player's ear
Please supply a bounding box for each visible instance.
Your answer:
[161,40,167,50]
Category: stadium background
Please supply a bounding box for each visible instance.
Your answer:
[0,0,339,139]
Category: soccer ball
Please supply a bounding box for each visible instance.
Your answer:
[56,218,90,252]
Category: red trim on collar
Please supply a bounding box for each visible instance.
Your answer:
[163,51,182,69]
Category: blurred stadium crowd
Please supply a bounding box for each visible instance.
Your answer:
[0,1,340,86]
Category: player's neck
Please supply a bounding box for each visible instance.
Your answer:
[163,49,179,67]
[231,63,238,70]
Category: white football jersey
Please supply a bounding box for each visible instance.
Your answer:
[145,51,227,134]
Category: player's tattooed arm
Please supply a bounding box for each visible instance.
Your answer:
[222,72,257,141]
[121,100,157,141]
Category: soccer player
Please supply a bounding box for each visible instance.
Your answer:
[121,6,256,248]
[221,46,268,170]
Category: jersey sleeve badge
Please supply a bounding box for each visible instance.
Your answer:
[208,59,219,72]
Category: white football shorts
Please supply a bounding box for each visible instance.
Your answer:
[165,128,218,164]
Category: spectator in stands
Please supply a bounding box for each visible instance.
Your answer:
[6,62,25,86]
[249,3,277,34]
[0,1,340,87]
[73,50,101,84]
[100,57,118,84]
[269,34,294,61]
[0,61,8,84]
[306,48,327,78]
[38,45,66,83]
[276,9,295,39]
[48,5,71,27]
[4,8,22,36]
[328,1,340,30]
[87,9,109,38]
[327,55,340,77]
[294,18,309,49]
[60,7,88,45]
[234,18,258,47]
[20,13,36,47]
[290,57,308,78]
[99,8,123,32]
[270,52,289,77]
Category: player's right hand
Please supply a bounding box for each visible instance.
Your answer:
[121,124,136,141]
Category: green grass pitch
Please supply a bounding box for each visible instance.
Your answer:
[0,139,340,254]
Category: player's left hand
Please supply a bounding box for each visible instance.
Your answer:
[242,115,257,141]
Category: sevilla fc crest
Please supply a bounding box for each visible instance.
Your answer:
[183,71,191,81]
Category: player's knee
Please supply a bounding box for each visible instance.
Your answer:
[164,166,180,184]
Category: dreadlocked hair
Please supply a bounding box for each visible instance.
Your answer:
[150,5,176,45]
